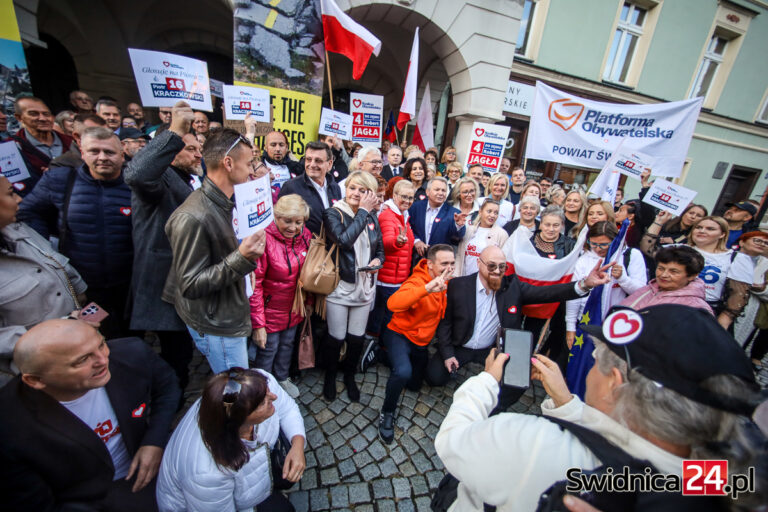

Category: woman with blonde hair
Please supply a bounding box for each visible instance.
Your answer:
[484,173,515,226]
[445,162,462,190]
[563,189,587,237]
[456,199,508,276]
[322,171,385,401]
[546,184,566,207]
[571,200,615,238]
[438,146,458,175]
[450,177,482,218]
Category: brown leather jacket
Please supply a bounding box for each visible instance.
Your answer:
[164,177,257,337]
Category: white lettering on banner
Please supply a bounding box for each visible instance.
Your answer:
[502,80,535,116]
[526,82,702,178]
[641,179,698,215]
[318,108,353,140]
[128,49,212,111]
[350,92,383,147]
[223,84,270,122]
[0,141,30,183]
[463,122,512,174]
[234,174,274,238]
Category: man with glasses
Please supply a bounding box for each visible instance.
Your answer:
[426,245,611,410]
[69,90,95,114]
[279,141,342,235]
[124,101,204,394]
[165,128,267,374]
[381,145,403,181]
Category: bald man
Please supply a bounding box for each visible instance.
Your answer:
[426,246,612,411]
[0,319,179,511]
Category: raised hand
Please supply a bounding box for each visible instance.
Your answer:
[454,212,468,227]
[359,190,379,212]
[239,229,266,261]
[425,266,452,293]
[169,101,194,136]
[531,354,572,407]
[583,260,615,289]
[397,226,408,246]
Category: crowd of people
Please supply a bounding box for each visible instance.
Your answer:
[0,92,767,511]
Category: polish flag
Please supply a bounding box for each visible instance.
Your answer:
[502,225,588,318]
[412,83,434,151]
[320,0,381,80]
[397,27,420,130]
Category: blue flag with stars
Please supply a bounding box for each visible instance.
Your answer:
[565,219,630,399]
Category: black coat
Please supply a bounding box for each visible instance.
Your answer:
[503,218,540,236]
[323,205,385,284]
[0,337,180,511]
[436,273,582,360]
[123,131,194,331]
[279,173,342,235]
[381,164,404,182]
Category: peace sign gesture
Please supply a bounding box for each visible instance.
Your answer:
[425,266,452,293]
[397,226,408,246]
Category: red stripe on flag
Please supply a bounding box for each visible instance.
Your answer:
[506,264,573,319]
[322,14,375,80]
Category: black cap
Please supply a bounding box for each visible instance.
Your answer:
[583,305,758,416]
[726,200,757,217]
[119,127,150,141]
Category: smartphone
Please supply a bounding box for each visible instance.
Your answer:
[499,328,533,389]
[358,264,383,272]
[78,302,109,323]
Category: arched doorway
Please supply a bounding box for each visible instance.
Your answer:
[25,33,79,113]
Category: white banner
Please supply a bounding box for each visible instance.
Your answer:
[588,140,624,204]
[233,175,274,238]
[613,149,655,180]
[526,82,702,177]
[318,108,353,139]
[0,141,30,184]
[463,122,511,173]
[128,49,212,111]
[642,179,697,215]
[223,85,270,122]
[350,92,383,147]
[209,79,224,99]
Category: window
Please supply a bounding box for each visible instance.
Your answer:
[756,92,768,125]
[602,2,647,84]
[689,35,727,100]
[516,0,536,56]
[513,0,549,62]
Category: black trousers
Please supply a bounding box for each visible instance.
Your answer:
[157,330,194,391]
[524,302,568,374]
[102,476,158,512]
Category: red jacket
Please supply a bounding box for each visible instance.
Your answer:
[378,201,414,285]
[250,222,311,332]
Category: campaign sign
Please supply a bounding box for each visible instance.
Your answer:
[350,92,383,147]
[209,79,224,98]
[128,48,212,111]
[318,108,353,139]
[612,149,654,180]
[234,175,273,238]
[0,141,30,183]
[223,84,270,122]
[464,122,511,173]
[641,179,697,215]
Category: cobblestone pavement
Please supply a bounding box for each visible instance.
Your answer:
[176,340,768,511]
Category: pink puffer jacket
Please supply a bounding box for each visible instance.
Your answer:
[620,278,713,314]
[250,222,312,333]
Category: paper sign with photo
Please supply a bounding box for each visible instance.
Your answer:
[128,48,212,111]
[641,179,697,215]
[0,141,30,184]
[223,84,270,122]
[318,108,353,139]
[233,175,273,238]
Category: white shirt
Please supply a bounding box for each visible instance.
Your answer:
[696,248,754,302]
[60,387,132,480]
[309,176,330,209]
[463,275,500,350]
[463,227,490,276]
[264,160,291,186]
[425,203,441,243]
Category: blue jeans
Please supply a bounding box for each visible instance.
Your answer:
[382,328,428,413]
[187,327,248,374]
[253,325,298,381]
[366,285,400,337]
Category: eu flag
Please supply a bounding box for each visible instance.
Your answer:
[565,219,630,399]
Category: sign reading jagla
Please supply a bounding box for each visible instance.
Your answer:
[527,82,703,178]
[350,92,383,146]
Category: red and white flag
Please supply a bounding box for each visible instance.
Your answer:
[320,0,381,80]
[397,27,420,130]
[412,83,434,151]
[502,225,588,318]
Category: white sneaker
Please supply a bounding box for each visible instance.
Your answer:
[278,378,300,399]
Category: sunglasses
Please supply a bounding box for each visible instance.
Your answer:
[222,367,245,416]
[225,135,250,158]
[589,241,612,249]
[479,259,507,273]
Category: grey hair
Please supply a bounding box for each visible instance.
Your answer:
[519,195,541,213]
[426,176,448,191]
[546,184,565,202]
[357,146,381,163]
[539,204,564,223]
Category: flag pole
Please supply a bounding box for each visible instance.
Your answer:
[325,48,335,110]
[402,123,408,146]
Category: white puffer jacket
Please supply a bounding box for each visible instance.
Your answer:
[156,370,305,512]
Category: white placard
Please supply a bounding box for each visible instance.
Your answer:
[502,80,535,116]
[0,141,30,183]
[233,175,274,238]
[641,179,697,215]
[611,149,655,180]
[463,122,511,173]
[318,108,353,139]
[209,79,224,98]
[223,85,270,122]
[350,92,383,147]
[127,48,212,111]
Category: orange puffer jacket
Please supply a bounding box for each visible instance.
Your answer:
[378,201,415,285]
[387,259,447,346]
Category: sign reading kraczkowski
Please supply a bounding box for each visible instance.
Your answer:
[526,82,702,178]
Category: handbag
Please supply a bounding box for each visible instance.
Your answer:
[269,430,295,490]
[299,214,342,295]
[297,316,315,370]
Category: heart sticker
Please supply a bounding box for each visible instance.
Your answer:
[368,223,375,230]
[434,217,441,223]
[507,306,517,314]
[352,99,362,108]
[132,403,146,418]
[602,310,643,345]
[474,128,485,137]
[162,61,170,67]
[13,182,26,191]
[120,207,132,216]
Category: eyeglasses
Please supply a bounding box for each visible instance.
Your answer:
[589,241,612,249]
[225,135,249,158]
[398,194,415,201]
[364,159,383,166]
[479,259,507,273]
[460,190,476,196]
[752,238,768,246]
[222,368,245,416]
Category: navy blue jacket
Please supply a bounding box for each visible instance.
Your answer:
[408,199,465,246]
[17,165,133,288]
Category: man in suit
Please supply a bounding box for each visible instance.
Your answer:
[410,177,467,258]
[426,246,611,409]
[381,145,403,181]
[0,319,180,511]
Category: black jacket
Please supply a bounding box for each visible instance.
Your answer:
[0,337,180,511]
[298,146,349,182]
[503,219,540,236]
[436,273,582,359]
[381,164,403,182]
[323,205,385,284]
[279,173,342,235]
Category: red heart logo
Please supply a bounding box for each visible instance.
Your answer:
[507,306,517,314]
[353,99,362,108]
[132,403,146,418]
[162,61,170,67]
[120,207,132,216]
[13,182,26,191]
[475,128,485,137]
[608,312,641,339]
